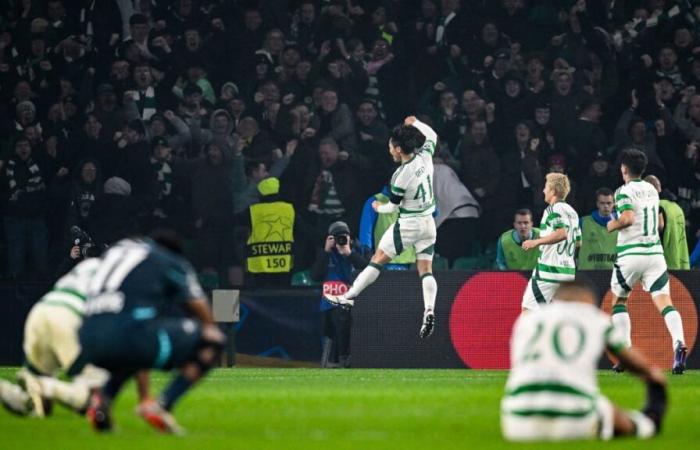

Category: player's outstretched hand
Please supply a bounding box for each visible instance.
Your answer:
[522,239,538,251]
[404,116,417,126]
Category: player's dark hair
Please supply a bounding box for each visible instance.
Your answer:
[149,228,184,255]
[620,148,647,177]
[390,125,426,155]
[595,187,613,198]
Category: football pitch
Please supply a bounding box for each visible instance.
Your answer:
[1,368,699,449]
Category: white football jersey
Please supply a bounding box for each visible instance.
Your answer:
[503,301,625,417]
[39,258,101,316]
[389,120,437,218]
[533,202,580,282]
[614,180,664,258]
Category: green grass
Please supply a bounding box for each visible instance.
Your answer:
[1,368,699,449]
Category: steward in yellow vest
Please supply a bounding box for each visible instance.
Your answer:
[246,177,295,276]
[645,175,690,269]
[578,188,617,270]
[659,198,690,269]
[579,214,618,269]
[496,209,540,270]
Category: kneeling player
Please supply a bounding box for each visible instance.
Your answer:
[0,258,150,418]
[501,281,667,442]
[80,231,225,434]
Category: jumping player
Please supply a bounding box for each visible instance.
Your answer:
[324,116,439,338]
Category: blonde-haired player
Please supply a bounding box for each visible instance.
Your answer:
[521,173,581,311]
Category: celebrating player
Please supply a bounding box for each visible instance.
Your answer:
[0,259,152,419]
[520,173,580,311]
[502,281,667,442]
[324,116,438,338]
[80,230,225,433]
[606,149,688,374]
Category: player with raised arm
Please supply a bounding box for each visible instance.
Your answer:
[502,281,667,442]
[607,149,688,374]
[325,116,439,338]
[520,173,580,311]
[0,259,152,420]
[80,230,225,434]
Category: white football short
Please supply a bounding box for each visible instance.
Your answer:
[23,303,82,375]
[611,254,670,298]
[501,395,615,441]
[521,278,560,311]
[378,215,437,261]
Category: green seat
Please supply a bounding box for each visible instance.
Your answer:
[291,270,318,286]
[432,255,449,270]
[465,241,482,257]
[482,242,497,256]
[480,254,498,270]
[452,256,482,270]
[409,256,449,270]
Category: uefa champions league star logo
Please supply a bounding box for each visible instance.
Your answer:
[259,214,293,241]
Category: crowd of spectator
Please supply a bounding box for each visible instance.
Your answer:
[3,0,700,284]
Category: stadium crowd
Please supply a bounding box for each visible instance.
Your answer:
[3,0,700,286]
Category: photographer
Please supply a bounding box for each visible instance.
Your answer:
[55,226,104,279]
[310,221,368,368]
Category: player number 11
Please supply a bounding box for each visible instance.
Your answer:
[642,206,657,236]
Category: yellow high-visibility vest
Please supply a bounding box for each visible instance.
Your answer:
[246,201,295,273]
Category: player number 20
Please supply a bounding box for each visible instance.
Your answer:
[522,321,586,362]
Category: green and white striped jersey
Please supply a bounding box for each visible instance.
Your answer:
[389,120,437,218]
[503,301,626,418]
[39,258,101,317]
[614,180,664,258]
[534,202,580,282]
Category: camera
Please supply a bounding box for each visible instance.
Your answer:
[334,234,349,246]
[71,226,103,258]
